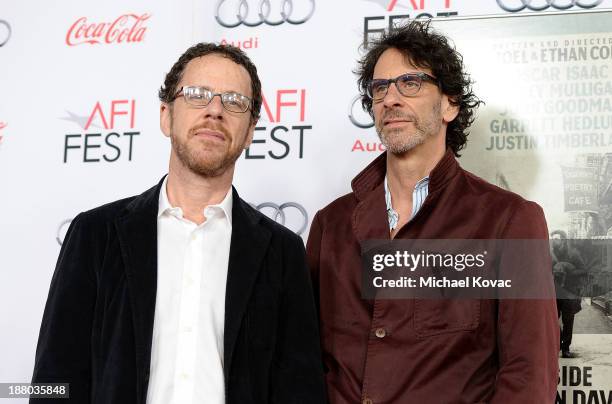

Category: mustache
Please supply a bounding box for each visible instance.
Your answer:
[189,121,228,137]
[380,110,416,122]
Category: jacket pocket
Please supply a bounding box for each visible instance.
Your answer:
[413,299,480,338]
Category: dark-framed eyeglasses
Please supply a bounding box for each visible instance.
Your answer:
[173,85,252,113]
[367,72,438,101]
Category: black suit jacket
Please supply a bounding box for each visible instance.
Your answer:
[31,179,326,403]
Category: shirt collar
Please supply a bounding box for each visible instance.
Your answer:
[384,175,429,229]
[157,176,233,226]
[158,176,177,218]
[384,176,398,230]
[351,148,458,201]
[384,176,430,207]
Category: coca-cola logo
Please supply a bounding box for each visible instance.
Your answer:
[66,13,151,46]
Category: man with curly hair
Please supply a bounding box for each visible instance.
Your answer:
[307,20,559,403]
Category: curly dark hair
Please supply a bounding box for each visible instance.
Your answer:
[159,42,262,123]
[356,20,483,156]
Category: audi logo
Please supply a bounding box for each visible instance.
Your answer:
[254,202,308,235]
[0,20,11,47]
[496,0,603,12]
[57,202,308,245]
[56,218,73,246]
[215,0,315,28]
[348,94,374,129]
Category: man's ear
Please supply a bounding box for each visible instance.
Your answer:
[160,103,172,138]
[442,95,460,124]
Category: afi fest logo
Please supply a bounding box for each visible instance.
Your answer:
[384,0,452,11]
[362,0,456,47]
[0,122,7,145]
[62,100,140,163]
[66,13,150,46]
[244,88,312,160]
[496,0,603,12]
[215,0,315,28]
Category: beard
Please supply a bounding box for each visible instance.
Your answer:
[170,121,247,178]
[375,101,442,155]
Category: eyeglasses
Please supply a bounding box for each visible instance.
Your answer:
[173,86,252,113]
[367,72,438,101]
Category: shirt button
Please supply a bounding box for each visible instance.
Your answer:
[363,398,373,404]
[183,326,193,332]
[375,328,386,338]
[191,234,197,241]
[180,372,189,380]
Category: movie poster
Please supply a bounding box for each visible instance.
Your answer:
[436,12,612,403]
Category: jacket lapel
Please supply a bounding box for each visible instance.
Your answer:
[352,181,390,242]
[349,149,460,242]
[115,178,162,403]
[351,152,390,242]
[224,188,271,381]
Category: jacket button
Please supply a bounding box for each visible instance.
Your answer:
[375,327,386,338]
[363,398,374,404]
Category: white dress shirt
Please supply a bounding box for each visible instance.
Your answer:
[146,176,232,404]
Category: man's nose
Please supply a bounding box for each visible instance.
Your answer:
[203,94,225,119]
[382,83,403,108]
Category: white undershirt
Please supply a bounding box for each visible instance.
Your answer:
[146,176,232,404]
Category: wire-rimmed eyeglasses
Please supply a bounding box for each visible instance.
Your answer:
[173,85,252,113]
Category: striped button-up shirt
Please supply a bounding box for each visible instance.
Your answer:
[384,175,429,230]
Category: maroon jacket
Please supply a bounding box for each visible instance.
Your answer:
[306,150,559,404]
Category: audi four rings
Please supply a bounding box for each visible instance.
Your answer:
[215,0,315,28]
[0,20,11,47]
[348,94,374,129]
[255,202,309,235]
[58,203,308,245]
[496,0,603,12]
[56,219,73,246]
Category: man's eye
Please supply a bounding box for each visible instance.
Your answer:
[400,78,419,87]
[226,94,245,105]
[373,84,388,93]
